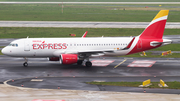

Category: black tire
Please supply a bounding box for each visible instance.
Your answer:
[85,61,92,67]
[77,60,83,65]
[23,62,28,67]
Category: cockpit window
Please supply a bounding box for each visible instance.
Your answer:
[8,43,18,47]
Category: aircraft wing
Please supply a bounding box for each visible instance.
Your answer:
[78,49,115,54]
[65,49,115,54]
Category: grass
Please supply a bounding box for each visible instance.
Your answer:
[87,81,180,89]
[123,52,180,58]
[123,44,180,58]
[150,44,180,51]
[0,51,3,55]
[0,27,143,38]
[0,0,179,2]
[0,27,180,38]
[0,4,180,22]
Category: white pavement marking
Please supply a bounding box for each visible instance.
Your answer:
[128,60,156,67]
[31,79,43,82]
[128,64,153,67]
[0,2,180,4]
[91,60,114,67]
[132,60,156,64]
[0,21,179,28]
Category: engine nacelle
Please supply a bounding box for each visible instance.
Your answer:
[48,57,59,61]
[60,54,78,64]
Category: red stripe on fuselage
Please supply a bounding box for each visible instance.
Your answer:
[126,37,135,49]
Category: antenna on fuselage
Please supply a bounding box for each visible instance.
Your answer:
[27,36,29,39]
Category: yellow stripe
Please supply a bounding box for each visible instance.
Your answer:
[114,59,127,68]
[153,10,169,21]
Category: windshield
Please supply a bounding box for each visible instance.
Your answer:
[8,43,18,47]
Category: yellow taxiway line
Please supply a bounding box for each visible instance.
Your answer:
[114,59,127,68]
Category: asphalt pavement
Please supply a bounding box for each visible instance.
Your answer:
[0,21,179,28]
[1,55,180,94]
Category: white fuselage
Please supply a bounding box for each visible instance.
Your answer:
[2,37,137,57]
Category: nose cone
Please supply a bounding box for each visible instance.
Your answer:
[1,47,8,55]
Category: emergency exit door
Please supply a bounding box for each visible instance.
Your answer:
[24,40,30,51]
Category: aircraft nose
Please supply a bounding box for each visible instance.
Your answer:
[1,47,8,55]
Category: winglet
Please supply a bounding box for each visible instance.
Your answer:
[82,31,88,38]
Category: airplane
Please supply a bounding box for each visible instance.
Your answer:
[1,10,172,67]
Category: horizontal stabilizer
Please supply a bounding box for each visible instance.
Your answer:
[150,39,172,46]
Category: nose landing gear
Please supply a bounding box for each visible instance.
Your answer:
[23,57,28,67]
[23,62,28,67]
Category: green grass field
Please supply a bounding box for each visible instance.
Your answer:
[87,81,180,89]
[0,4,180,22]
[0,27,180,38]
[123,52,179,58]
[0,0,179,2]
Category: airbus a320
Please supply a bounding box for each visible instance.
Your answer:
[2,10,172,67]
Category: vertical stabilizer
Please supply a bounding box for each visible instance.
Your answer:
[139,10,169,39]
[127,10,171,55]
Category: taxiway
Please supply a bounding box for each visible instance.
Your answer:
[0,21,179,28]
[1,55,180,94]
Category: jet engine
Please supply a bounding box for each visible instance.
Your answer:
[60,54,78,64]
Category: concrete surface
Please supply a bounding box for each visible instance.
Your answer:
[0,84,180,101]
[0,21,179,28]
[0,2,180,4]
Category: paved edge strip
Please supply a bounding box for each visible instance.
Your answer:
[1,2,180,4]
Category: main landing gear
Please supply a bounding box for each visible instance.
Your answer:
[23,57,28,67]
[77,60,92,67]
[85,58,92,67]
[77,60,83,65]
[85,61,92,67]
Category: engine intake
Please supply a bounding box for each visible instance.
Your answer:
[60,54,78,64]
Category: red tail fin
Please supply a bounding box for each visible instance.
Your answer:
[139,10,169,39]
[127,10,170,55]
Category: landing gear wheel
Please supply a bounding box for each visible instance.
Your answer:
[85,61,92,67]
[77,60,83,65]
[23,62,28,67]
